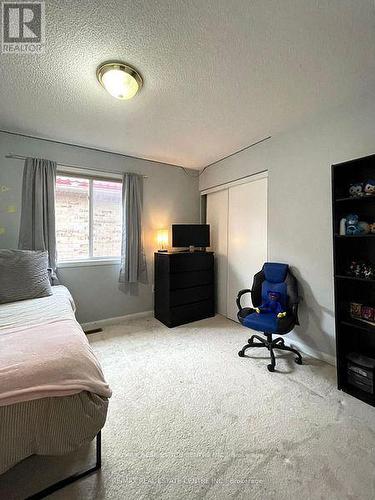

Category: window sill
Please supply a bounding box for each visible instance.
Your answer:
[57,258,121,269]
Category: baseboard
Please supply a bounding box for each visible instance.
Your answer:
[81,310,153,331]
[289,338,336,366]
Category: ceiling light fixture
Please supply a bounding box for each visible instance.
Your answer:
[96,61,143,100]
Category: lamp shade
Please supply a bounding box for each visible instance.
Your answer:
[156,229,168,250]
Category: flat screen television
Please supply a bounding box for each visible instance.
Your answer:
[172,224,210,248]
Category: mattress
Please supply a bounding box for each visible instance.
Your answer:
[0,284,77,332]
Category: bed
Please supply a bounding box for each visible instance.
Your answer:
[0,285,111,490]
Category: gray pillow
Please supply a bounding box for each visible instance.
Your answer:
[0,249,53,304]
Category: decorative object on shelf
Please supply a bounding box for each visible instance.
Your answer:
[345,214,364,235]
[349,302,375,326]
[350,302,362,318]
[364,180,375,196]
[346,353,375,394]
[359,221,370,234]
[349,182,364,197]
[156,228,169,252]
[346,260,375,280]
[363,262,375,280]
[369,223,375,234]
[339,217,346,235]
[347,260,363,278]
[348,180,375,198]
[361,306,375,323]
[343,214,371,235]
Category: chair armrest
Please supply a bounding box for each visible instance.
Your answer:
[236,289,252,311]
[291,301,300,325]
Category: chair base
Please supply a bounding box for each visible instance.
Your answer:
[238,333,302,372]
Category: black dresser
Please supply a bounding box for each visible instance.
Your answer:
[154,251,215,327]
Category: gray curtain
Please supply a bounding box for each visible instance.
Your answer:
[119,173,147,286]
[18,157,58,282]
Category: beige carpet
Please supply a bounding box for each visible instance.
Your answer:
[1,314,375,499]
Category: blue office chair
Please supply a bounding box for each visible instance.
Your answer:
[237,262,302,372]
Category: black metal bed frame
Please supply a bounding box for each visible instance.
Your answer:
[26,432,101,500]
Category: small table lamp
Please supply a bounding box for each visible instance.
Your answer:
[157,228,168,252]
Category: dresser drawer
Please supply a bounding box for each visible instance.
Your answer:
[169,270,213,290]
[170,299,214,326]
[169,253,213,273]
[170,285,213,307]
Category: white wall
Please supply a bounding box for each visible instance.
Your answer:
[200,90,375,363]
[0,131,200,323]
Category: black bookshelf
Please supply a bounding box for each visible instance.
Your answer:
[332,153,375,406]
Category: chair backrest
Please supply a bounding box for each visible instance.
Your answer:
[251,262,299,311]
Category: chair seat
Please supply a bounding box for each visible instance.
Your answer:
[241,311,296,334]
[242,312,279,333]
[237,307,255,322]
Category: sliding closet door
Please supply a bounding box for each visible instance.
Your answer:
[206,189,228,316]
[226,177,268,321]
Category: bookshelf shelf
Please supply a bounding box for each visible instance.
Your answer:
[335,195,375,203]
[335,275,375,284]
[335,234,375,239]
[341,320,375,334]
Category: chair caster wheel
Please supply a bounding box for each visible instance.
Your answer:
[238,350,245,357]
[295,358,302,365]
[267,364,275,372]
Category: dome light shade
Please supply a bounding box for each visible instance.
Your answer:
[97,62,143,100]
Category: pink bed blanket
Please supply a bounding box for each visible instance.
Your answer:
[0,288,112,407]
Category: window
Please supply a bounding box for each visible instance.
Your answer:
[55,174,122,262]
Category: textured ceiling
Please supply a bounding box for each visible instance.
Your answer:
[0,0,374,169]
